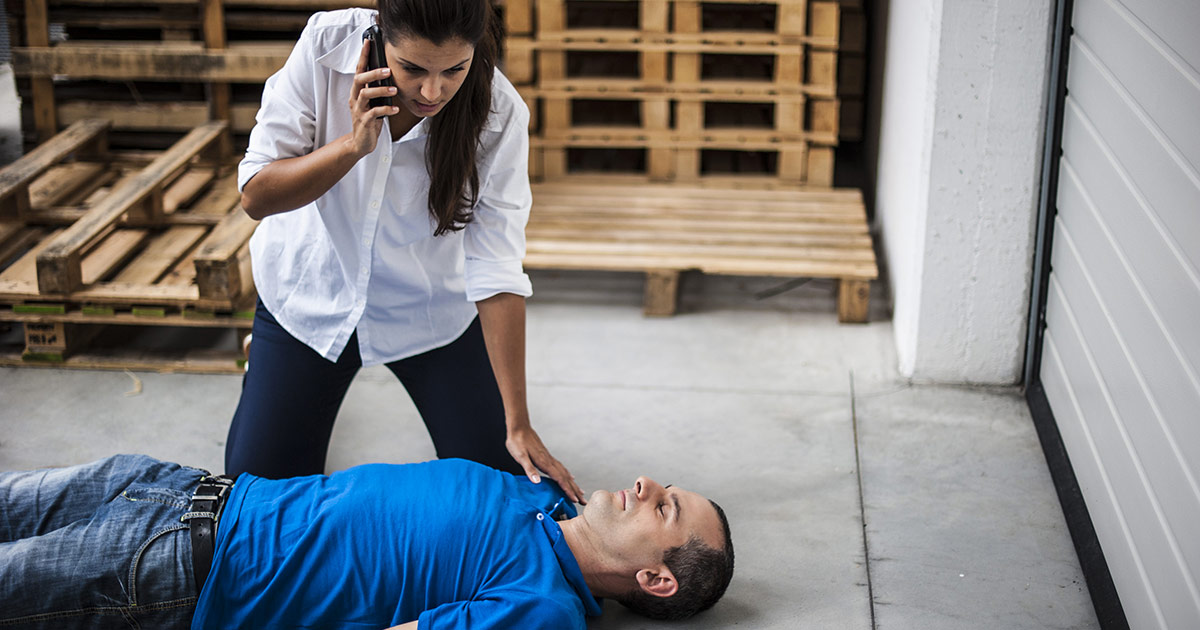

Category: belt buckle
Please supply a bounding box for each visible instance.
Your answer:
[192,475,234,503]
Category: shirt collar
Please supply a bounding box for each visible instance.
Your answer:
[316,24,365,75]
[539,508,603,617]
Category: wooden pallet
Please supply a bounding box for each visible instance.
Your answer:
[507,0,842,186]
[7,0,377,144]
[0,119,254,310]
[0,304,252,373]
[523,182,876,321]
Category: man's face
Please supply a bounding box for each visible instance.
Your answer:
[582,477,724,570]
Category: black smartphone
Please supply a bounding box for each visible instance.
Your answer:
[363,24,396,114]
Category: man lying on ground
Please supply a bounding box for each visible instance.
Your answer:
[0,455,734,629]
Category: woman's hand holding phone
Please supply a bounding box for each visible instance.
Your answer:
[347,32,399,159]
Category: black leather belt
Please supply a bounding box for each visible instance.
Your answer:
[182,474,235,592]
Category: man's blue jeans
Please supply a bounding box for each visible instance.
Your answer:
[0,455,204,628]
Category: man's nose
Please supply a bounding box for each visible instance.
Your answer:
[634,476,665,499]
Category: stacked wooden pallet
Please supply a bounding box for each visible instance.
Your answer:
[0,119,258,372]
[506,0,876,320]
[836,0,866,142]
[6,0,372,146]
[505,0,842,186]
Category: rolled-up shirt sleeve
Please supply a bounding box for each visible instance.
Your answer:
[238,15,321,193]
[463,96,534,302]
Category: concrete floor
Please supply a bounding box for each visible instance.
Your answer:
[0,270,1100,629]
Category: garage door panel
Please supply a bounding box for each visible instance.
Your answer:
[1059,109,1200,381]
[1054,170,1200,500]
[1101,0,1200,74]
[1041,331,1165,630]
[1041,0,1199,625]
[1041,274,1200,628]
[1050,219,1200,553]
[1073,0,1200,172]
[1064,43,1200,276]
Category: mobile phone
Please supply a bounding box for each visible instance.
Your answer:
[363,24,395,114]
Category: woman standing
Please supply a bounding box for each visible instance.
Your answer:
[227,0,582,502]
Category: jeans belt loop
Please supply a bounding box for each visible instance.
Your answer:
[182,474,235,593]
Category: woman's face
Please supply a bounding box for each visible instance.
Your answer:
[384,34,475,120]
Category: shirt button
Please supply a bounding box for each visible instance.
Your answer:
[536,513,544,521]
[370,200,380,209]
[362,238,370,247]
[360,265,369,275]
[382,155,390,163]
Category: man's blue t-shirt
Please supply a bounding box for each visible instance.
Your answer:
[191,459,603,629]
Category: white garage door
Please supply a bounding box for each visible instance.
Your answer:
[1037,0,1200,627]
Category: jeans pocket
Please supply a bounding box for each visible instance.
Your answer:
[128,524,195,610]
[120,487,190,510]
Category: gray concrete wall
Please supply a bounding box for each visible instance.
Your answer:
[874,0,1053,384]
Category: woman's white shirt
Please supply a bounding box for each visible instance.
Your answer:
[239,9,533,366]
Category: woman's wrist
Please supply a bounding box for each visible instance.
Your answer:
[505,412,532,433]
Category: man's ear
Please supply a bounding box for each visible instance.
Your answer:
[635,567,678,598]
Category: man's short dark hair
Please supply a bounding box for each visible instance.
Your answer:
[617,499,734,620]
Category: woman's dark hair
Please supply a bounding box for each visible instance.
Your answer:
[377,0,502,236]
[618,499,736,621]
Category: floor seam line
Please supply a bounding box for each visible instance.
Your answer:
[850,370,878,629]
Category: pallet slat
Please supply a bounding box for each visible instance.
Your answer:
[35,122,229,294]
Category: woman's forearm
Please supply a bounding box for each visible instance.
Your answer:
[241,133,364,220]
[476,292,529,430]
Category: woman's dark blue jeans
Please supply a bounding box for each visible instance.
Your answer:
[224,300,522,479]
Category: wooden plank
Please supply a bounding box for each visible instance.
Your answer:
[533,181,862,202]
[643,270,680,317]
[808,98,840,136]
[526,225,872,247]
[806,146,835,187]
[27,162,109,211]
[809,1,841,46]
[0,228,62,286]
[188,172,242,217]
[509,32,828,52]
[535,130,836,151]
[112,226,208,285]
[523,251,878,279]
[0,227,44,267]
[2,349,246,374]
[837,278,870,323]
[193,207,257,300]
[35,123,228,294]
[59,101,260,134]
[526,238,875,262]
[807,50,838,92]
[530,216,866,237]
[202,0,235,160]
[532,194,867,217]
[536,0,564,35]
[0,119,111,220]
[13,43,291,82]
[0,308,253,329]
[80,229,151,284]
[505,0,533,35]
[163,168,217,215]
[24,0,56,142]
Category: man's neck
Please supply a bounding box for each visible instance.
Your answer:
[559,517,627,599]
